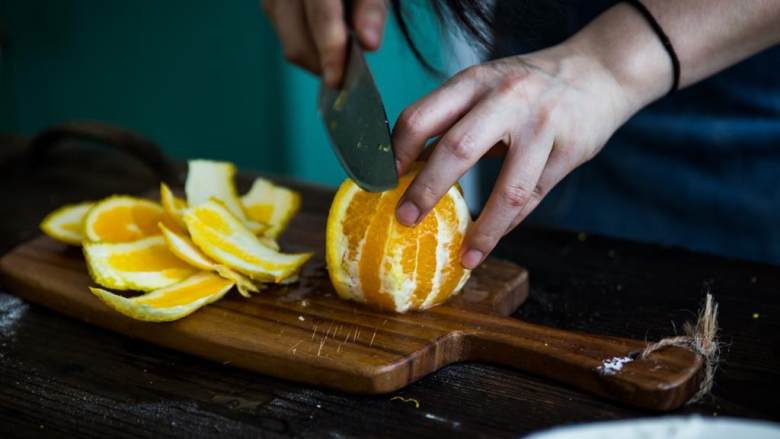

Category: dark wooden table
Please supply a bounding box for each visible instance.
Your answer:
[0,131,778,438]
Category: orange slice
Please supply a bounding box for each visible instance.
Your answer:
[326,164,471,313]
[241,177,301,238]
[40,201,93,245]
[84,196,166,243]
[89,272,234,322]
[84,235,196,291]
[159,222,260,297]
[184,199,312,282]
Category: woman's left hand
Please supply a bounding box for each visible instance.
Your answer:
[392,41,654,269]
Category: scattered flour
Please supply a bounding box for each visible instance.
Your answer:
[0,293,28,338]
[597,356,634,376]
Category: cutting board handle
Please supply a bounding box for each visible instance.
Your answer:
[459,314,703,410]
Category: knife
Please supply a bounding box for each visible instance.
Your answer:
[318,35,398,192]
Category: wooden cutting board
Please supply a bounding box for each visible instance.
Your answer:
[0,211,703,411]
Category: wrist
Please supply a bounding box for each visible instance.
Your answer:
[566,2,673,114]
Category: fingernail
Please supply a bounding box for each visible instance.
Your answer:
[364,27,380,48]
[396,201,420,226]
[395,159,402,175]
[323,68,336,87]
[461,249,484,269]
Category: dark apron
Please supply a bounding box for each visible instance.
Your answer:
[483,0,780,263]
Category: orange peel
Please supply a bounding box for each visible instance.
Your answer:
[89,272,234,322]
[84,235,196,291]
[241,177,301,238]
[40,201,93,245]
[159,222,260,297]
[184,199,312,283]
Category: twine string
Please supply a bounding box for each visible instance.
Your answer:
[640,294,720,403]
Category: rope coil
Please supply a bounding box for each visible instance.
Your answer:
[641,294,720,403]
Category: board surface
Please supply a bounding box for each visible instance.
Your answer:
[0,212,527,388]
[0,211,704,410]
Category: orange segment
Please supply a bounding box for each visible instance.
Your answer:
[429,195,466,307]
[84,196,165,243]
[410,212,438,308]
[358,192,398,311]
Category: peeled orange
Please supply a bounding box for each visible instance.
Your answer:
[89,272,234,322]
[241,177,301,238]
[326,165,472,313]
[184,199,312,282]
[40,201,94,245]
[84,196,166,243]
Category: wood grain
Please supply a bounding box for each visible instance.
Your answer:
[0,209,704,410]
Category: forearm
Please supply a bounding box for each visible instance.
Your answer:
[568,1,780,110]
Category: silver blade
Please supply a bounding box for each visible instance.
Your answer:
[318,35,397,192]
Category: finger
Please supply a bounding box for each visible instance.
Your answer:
[304,0,348,87]
[485,141,509,158]
[266,0,321,73]
[392,67,487,176]
[353,0,387,50]
[396,91,513,227]
[503,142,572,234]
[461,130,554,269]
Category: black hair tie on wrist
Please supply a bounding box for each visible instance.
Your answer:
[624,0,680,95]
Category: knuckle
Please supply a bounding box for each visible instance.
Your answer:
[498,183,532,208]
[410,179,439,211]
[397,107,424,135]
[533,108,552,133]
[496,76,526,97]
[468,227,499,252]
[532,183,545,200]
[441,132,476,161]
[457,65,483,83]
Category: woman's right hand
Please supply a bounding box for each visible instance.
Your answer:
[262,0,388,87]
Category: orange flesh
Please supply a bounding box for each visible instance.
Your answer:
[431,195,465,305]
[332,163,468,311]
[358,191,401,311]
[92,204,163,242]
[107,243,193,274]
[411,212,439,307]
[341,190,381,263]
[136,275,233,307]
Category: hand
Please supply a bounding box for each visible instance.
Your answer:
[262,0,388,87]
[392,43,644,269]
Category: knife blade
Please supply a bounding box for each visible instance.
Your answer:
[318,35,398,192]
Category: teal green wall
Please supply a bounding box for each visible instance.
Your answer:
[0,0,441,187]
